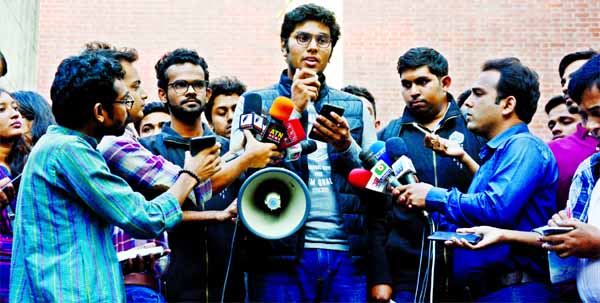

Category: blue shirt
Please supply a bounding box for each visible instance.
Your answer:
[426,124,558,279]
[567,152,600,223]
[10,126,183,302]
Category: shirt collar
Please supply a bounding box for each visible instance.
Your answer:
[576,123,593,139]
[47,125,99,148]
[479,123,529,160]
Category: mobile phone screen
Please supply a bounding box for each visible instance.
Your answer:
[189,136,216,155]
[427,231,482,244]
[308,104,345,142]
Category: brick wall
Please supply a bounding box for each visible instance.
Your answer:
[37,0,600,141]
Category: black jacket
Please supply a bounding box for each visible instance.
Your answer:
[140,123,244,303]
[369,99,484,291]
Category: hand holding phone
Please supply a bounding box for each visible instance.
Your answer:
[428,231,482,244]
[532,225,574,236]
[189,136,216,156]
[308,103,345,142]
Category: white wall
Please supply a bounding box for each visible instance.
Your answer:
[0,0,40,91]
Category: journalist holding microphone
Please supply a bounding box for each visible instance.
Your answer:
[393,58,559,301]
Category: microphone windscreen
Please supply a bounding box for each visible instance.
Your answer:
[281,119,306,148]
[359,150,378,170]
[385,137,410,162]
[243,93,263,115]
[348,169,372,188]
[368,140,392,165]
[301,140,317,155]
[270,96,295,121]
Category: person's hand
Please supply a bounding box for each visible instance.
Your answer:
[216,200,238,223]
[542,219,600,258]
[243,130,283,168]
[0,177,15,210]
[291,68,320,113]
[444,226,502,250]
[392,183,433,209]
[312,112,352,152]
[370,284,392,302]
[184,143,222,182]
[548,210,569,227]
[424,133,465,159]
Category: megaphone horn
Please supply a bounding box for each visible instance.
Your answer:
[238,167,311,240]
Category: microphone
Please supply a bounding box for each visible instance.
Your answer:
[240,93,266,135]
[261,97,295,145]
[281,119,306,148]
[385,138,418,184]
[269,96,295,121]
[348,168,387,193]
[367,140,392,165]
[285,140,317,162]
[359,147,401,189]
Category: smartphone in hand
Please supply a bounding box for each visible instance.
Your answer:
[308,103,345,142]
[428,231,482,244]
[189,136,216,156]
[532,226,574,236]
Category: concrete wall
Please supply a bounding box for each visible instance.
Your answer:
[0,0,40,91]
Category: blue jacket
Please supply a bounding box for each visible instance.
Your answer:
[370,98,484,289]
[242,71,369,261]
[140,123,245,302]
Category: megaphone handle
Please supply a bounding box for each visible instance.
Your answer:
[221,215,240,303]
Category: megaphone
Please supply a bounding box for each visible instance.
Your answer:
[238,167,311,240]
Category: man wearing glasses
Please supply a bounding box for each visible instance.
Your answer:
[140,48,281,302]
[9,52,217,302]
[230,4,376,302]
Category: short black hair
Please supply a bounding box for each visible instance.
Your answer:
[544,95,566,114]
[143,101,169,116]
[134,101,169,133]
[558,49,597,80]
[456,89,472,108]
[568,54,600,105]
[0,50,7,77]
[12,91,56,145]
[281,4,341,50]
[155,48,209,91]
[206,76,246,123]
[341,85,376,118]
[397,47,448,78]
[482,57,540,124]
[82,41,139,63]
[51,53,124,129]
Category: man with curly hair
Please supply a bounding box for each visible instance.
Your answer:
[8,53,220,302]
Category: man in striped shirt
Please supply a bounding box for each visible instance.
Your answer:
[9,52,221,302]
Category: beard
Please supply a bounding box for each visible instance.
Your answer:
[104,120,128,137]
[166,97,205,125]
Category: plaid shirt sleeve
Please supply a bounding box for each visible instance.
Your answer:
[98,133,212,205]
[567,156,596,223]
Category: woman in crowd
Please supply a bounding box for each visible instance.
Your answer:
[0,88,29,301]
[11,91,55,146]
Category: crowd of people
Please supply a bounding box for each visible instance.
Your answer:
[0,3,599,303]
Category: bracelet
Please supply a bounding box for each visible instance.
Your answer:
[178,169,202,186]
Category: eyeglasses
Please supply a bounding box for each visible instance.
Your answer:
[168,80,208,95]
[294,32,332,49]
[113,94,135,109]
